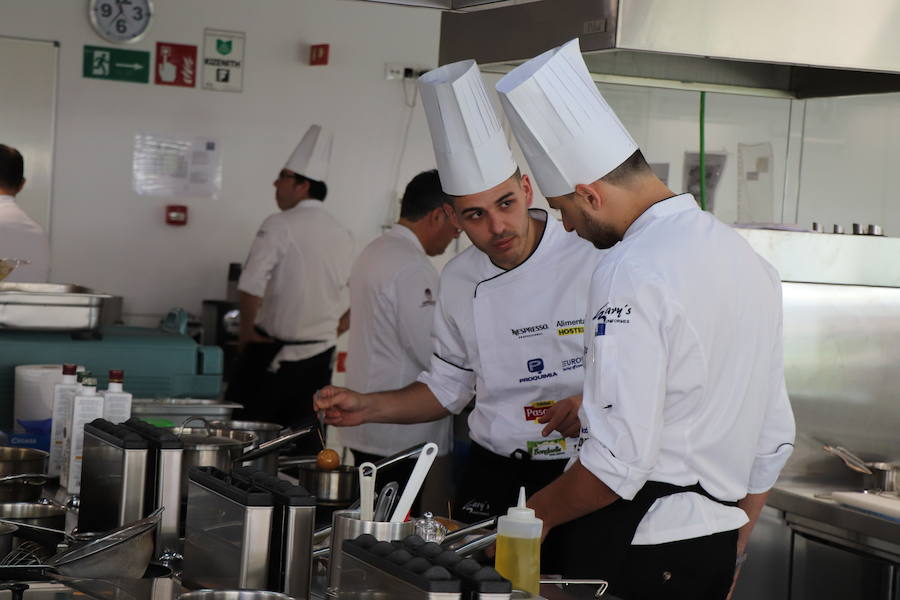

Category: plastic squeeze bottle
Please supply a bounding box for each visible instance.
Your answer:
[494,486,542,595]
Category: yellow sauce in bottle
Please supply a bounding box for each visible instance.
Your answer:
[495,533,541,595]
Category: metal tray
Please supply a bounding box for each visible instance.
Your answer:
[0,284,113,332]
[130,398,242,426]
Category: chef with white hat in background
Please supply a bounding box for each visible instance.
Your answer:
[316,60,607,575]
[497,39,795,599]
[227,125,354,453]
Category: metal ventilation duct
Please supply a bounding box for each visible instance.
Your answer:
[434,0,900,98]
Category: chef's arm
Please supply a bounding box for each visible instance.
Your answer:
[528,459,620,539]
[238,291,272,346]
[337,309,350,337]
[736,490,769,555]
[317,381,451,427]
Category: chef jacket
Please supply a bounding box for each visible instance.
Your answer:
[418,209,604,460]
[0,195,49,283]
[341,225,453,456]
[577,193,796,545]
[238,199,354,365]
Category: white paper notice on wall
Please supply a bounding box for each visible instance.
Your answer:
[133,133,223,198]
[202,29,245,93]
[737,142,775,224]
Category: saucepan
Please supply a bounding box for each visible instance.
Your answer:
[824,445,898,492]
[168,417,257,497]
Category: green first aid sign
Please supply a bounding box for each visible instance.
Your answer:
[83,45,150,83]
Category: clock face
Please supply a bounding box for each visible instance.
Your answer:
[90,0,153,44]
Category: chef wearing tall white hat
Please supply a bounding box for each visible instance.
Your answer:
[497,38,796,599]
[316,59,607,575]
[227,125,354,452]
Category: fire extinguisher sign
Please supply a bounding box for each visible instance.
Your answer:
[202,29,245,93]
[154,42,198,88]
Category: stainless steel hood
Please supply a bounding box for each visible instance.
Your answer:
[435,0,900,98]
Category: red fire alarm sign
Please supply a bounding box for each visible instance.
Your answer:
[155,42,198,88]
[166,205,188,226]
[310,44,330,66]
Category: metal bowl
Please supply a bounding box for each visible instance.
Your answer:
[48,512,159,579]
[296,464,358,505]
[0,448,47,477]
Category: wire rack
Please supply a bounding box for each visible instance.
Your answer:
[1,541,50,566]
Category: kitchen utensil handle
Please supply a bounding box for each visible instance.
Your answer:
[373,443,428,472]
[824,445,873,475]
[359,462,376,521]
[440,516,498,545]
[236,423,317,463]
[390,442,438,523]
[453,532,497,557]
[373,481,399,521]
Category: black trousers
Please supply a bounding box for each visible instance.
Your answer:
[455,442,608,576]
[226,343,334,456]
[614,529,738,600]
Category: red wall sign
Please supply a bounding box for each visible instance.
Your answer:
[155,42,198,88]
[310,44,330,66]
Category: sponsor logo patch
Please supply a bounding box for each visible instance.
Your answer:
[527,438,567,457]
[592,302,632,324]
[556,318,585,336]
[518,357,558,383]
[510,322,549,339]
[523,400,556,422]
[562,356,583,371]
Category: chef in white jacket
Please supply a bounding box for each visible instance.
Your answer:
[227,125,353,454]
[0,144,50,283]
[498,39,796,599]
[340,169,459,511]
[317,60,605,575]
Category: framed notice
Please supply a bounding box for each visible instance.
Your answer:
[202,29,244,92]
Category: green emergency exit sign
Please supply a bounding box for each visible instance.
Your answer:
[83,45,150,83]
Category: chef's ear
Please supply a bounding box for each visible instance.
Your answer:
[444,201,462,230]
[573,182,602,210]
[520,173,534,208]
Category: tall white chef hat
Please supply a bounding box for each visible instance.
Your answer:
[418,60,518,196]
[284,124,332,182]
[496,38,638,198]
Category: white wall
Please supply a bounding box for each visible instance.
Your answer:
[0,0,441,323]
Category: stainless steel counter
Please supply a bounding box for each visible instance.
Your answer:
[770,481,900,561]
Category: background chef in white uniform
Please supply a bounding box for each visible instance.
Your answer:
[340,169,459,514]
[498,39,796,599]
[227,125,354,453]
[317,60,606,575]
[0,144,50,283]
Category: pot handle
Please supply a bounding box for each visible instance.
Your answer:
[539,579,609,598]
[180,416,214,436]
[235,423,318,463]
[440,516,498,546]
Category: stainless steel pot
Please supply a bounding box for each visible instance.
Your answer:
[0,449,48,502]
[296,464,358,505]
[0,475,48,503]
[168,421,256,497]
[0,502,67,548]
[0,522,17,558]
[212,420,283,474]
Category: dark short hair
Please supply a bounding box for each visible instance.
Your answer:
[293,173,327,200]
[0,144,24,191]
[400,169,450,221]
[600,149,652,186]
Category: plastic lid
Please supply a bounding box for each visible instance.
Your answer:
[506,486,535,521]
[62,364,77,376]
[82,377,98,387]
[108,369,124,382]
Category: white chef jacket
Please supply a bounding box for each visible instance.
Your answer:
[418,210,605,460]
[238,199,354,364]
[341,225,453,456]
[577,193,796,545]
[0,195,49,283]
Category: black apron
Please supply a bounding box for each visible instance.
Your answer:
[455,442,736,585]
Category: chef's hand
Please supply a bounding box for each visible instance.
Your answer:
[538,395,582,438]
[314,385,368,427]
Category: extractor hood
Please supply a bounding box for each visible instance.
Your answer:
[431,0,900,99]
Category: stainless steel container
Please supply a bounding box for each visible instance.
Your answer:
[78,419,149,533]
[182,467,274,590]
[327,509,416,595]
[131,398,242,427]
[296,464,358,506]
[168,425,255,497]
[0,283,112,331]
[0,448,47,477]
[180,591,294,600]
[213,421,282,475]
[123,418,184,558]
[0,502,67,548]
[0,522,17,558]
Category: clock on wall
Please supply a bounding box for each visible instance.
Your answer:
[89,0,154,44]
